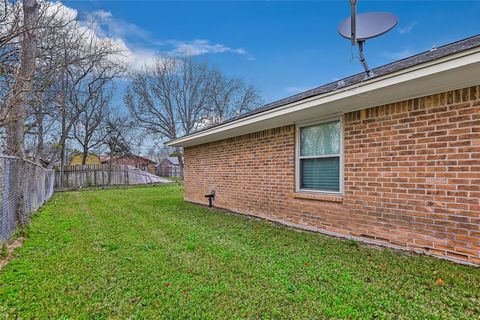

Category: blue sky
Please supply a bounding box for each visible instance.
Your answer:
[66,0,480,103]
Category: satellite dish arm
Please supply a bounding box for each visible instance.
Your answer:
[358,41,374,78]
[339,3,397,79]
[350,0,373,78]
[350,0,357,45]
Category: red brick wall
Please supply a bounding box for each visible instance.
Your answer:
[184,86,480,265]
[106,156,156,174]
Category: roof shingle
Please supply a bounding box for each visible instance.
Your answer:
[189,34,480,136]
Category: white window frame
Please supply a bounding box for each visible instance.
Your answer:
[295,116,344,195]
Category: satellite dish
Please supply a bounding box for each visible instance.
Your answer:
[338,12,398,42]
[338,1,398,79]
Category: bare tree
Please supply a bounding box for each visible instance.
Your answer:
[23,3,81,163]
[146,145,174,164]
[125,56,211,178]
[2,0,39,225]
[9,3,79,163]
[125,56,262,178]
[1,1,77,128]
[73,81,113,164]
[0,2,23,115]
[24,87,57,163]
[1,1,125,167]
[41,18,125,191]
[207,68,262,123]
[101,114,140,184]
[5,0,39,157]
[103,115,136,158]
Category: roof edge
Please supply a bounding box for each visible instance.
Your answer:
[167,35,480,147]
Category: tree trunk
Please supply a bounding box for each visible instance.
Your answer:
[82,147,88,165]
[6,0,38,157]
[175,147,184,180]
[34,105,44,163]
[59,108,66,188]
[108,157,112,185]
[5,0,39,225]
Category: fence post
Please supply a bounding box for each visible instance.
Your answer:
[1,160,10,241]
[108,161,112,186]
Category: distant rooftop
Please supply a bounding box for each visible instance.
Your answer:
[165,157,182,166]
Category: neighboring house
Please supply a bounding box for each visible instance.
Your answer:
[69,152,101,166]
[101,154,157,174]
[99,155,110,163]
[156,157,183,177]
[167,35,480,266]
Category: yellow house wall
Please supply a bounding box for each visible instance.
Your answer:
[69,153,101,165]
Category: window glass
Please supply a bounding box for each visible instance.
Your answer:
[300,120,340,156]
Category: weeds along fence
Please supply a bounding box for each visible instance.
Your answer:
[55,164,166,189]
[0,155,54,241]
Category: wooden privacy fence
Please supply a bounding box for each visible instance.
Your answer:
[55,164,167,189]
[156,166,182,178]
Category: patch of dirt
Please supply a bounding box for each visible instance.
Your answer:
[0,237,25,270]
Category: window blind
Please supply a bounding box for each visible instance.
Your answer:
[300,157,340,191]
[298,120,341,192]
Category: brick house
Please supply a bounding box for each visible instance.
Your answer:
[167,35,480,265]
[101,154,157,174]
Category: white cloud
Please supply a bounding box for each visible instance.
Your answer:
[116,40,159,70]
[398,22,418,35]
[38,5,152,71]
[73,9,161,70]
[89,9,154,44]
[41,5,253,70]
[167,39,252,59]
[381,49,415,60]
[45,2,78,21]
[83,9,254,66]
[94,9,112,20]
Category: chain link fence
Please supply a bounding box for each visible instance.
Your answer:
[0,155,54,242]
[0,157,168,242]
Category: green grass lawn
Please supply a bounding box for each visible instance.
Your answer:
[0,185,479,319]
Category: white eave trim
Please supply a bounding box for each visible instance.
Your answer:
[167,46,480,147]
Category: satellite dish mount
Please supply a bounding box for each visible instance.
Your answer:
[350,0,357,45]
[339,0,398,78]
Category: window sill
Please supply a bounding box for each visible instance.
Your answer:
[293,192,344,203]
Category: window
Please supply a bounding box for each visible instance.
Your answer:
[296,119,342,193]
